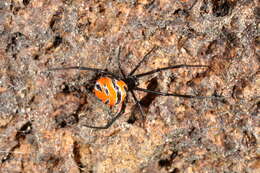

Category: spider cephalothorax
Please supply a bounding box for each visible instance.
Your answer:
[49,46,221,129]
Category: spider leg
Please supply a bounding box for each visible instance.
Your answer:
[128,46,158,76]
[83,99,127,129]
[129,90,146,126]
[134,87,223,100]
[133,64,209,78]
[117,46,127,79]
[47,66,119,78]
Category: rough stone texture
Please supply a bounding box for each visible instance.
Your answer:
[0,0,259,173]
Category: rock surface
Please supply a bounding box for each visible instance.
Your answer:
[0,0,259,172]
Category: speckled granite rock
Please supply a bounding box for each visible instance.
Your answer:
[0,0,259,172]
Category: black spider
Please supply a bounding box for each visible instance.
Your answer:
[49,46,222,129]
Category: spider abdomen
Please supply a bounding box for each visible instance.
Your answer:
[93,77,128,107]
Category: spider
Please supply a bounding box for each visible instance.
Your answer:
[49,46,219,129]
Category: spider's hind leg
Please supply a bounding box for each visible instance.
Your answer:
[83,99,127,130]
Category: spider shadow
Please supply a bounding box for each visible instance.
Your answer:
[128,77,159,125]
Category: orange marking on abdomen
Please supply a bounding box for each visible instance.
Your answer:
[93,77,127,107]
[116,80,127,104]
